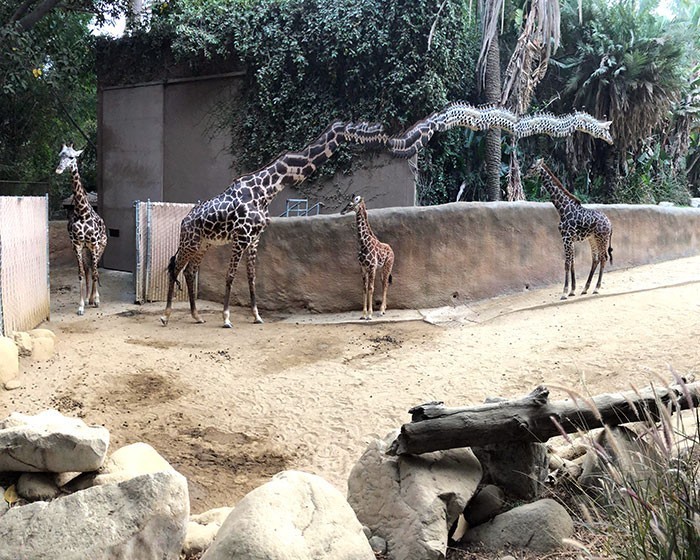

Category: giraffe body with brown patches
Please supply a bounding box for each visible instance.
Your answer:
[55,144,108,316]
[528,159,613,300]
[341,195,394,320]
[160,120,386,328]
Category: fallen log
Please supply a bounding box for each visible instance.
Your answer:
[387,381,700,456]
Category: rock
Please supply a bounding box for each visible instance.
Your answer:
[16,473,60,501]
[67,441,174,491]
[27,329,56,361]
[580,425,661,498]
[691,198,700,208]
[463,498,573,552]
[3,379,22,391]
[368,535,387,554]
[347,431,482,560]
[0,337,19,386]
[12,332,33,357]
[183,507,233,557]
[0,470,189,560]
[201,470,373,560]
[472,441,548,499]
[0,410,109,472]
[464,484,505,528]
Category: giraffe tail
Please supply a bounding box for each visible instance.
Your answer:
[607,230,614,266]
[389,274,393,285]
[167,255,182,290]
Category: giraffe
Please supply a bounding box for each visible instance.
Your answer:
[527,158,613,300]
[55,144,108,315]
[160,120,386,328]
[340,194,394,320]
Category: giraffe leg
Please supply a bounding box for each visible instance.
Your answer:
[160,251,189,326]
[360,267,370,320]
[379,253,394,315]
[90,239,107,307]
[184,260,205,323]
[222,245,244,328]
[581,258,598,295]
[366,267,377,320]
[73,245,86,315]
[246,239,264,324]
[561,240,574,300]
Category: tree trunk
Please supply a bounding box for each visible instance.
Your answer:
[387,382,700,456]
[484,36,502,201]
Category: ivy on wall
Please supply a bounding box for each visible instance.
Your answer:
[97,0,481,204]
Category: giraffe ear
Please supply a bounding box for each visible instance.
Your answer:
[75,149,84,157]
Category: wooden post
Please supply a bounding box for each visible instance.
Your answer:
[387,382,700,456]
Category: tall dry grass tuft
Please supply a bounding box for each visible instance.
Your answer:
[572,377,700,560]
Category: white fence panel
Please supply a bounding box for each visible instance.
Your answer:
[135,201,197,303]
[0,196,49,335]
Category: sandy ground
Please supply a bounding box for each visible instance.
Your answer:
[2,256,699,515]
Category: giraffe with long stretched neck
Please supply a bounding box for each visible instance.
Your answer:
[527,159,613,299]
[55,144,108,315]
[160,120,386,328]
[340,194,394,320]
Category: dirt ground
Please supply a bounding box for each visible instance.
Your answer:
[2,256,699,518]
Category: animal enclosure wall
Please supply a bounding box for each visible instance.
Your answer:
[134,201,196,303]
[191,202,700,313]
[0,196,50,335]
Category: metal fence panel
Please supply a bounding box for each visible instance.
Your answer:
[135,201,196,303]
[0,196,49,335]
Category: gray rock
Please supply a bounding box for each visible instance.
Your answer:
[0,410,109,473]
[3,379,22,391]
[580,425,661,499]
[347,431,482,560]
[16,473,60,501]
[368,535,387,554]
[464,484,505,527]
[463,498,573,552]
[12,332,33,357]
[0,470,189,560]
[183,507,234,557]
[201,470,373,560]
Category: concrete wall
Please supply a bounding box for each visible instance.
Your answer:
[194,202,700,313]
[98,74,415,272]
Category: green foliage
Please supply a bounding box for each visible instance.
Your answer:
[108,0,480,203]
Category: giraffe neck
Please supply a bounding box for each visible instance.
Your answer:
[356,202,376,248]
[70,164,93,218]
[537,166,580,216]
[230,121,386,207]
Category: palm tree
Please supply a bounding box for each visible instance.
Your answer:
[476,0,564,201]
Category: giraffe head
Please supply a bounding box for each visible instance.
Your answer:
[340,194,364,215]
[55,144,83,174]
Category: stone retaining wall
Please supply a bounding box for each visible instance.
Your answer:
[197,202,700,312]
[49,202,700,312]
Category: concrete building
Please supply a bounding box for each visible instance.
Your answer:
[97,68,415,272]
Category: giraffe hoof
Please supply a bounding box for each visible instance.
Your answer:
[560,295,568,301]
[223,321,233,329]
[159,316,169,326]
[580,291,588,295]
[254,318,264,324]
[592,289,599,294]
[77,308,85,316]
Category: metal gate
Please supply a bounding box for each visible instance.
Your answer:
[134,200,197,303]
[0,196,50,335]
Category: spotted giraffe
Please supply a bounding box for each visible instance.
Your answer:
[160,120,386,328]
[340,194,394,320]
[55,144,108,315]
[527,158,613,299]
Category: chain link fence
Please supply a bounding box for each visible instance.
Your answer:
[0,196,50,336]
[135,200,197,303]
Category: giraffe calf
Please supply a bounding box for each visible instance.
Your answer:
[341,194,394,319]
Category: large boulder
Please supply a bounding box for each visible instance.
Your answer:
[184,507,234,557]
[201,470,373,560]
[347,431,482,560]
[0,337,19,386]
[0,410,109,472]
[27,329,56,361]
[463,498,573,552]
[0,470,189,560]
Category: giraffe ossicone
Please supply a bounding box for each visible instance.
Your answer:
[55,144,108,316]
[527,158,613,300]
[160,121,387,328]
[340,194,394,320]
